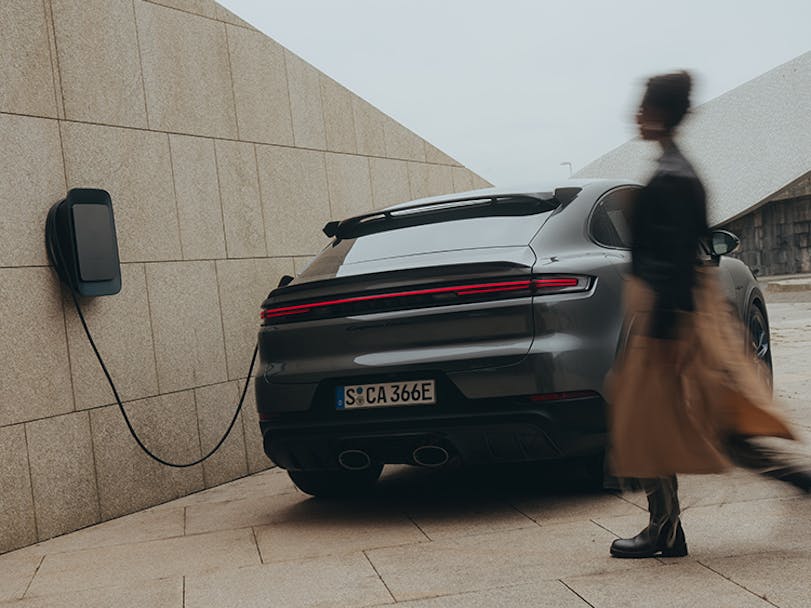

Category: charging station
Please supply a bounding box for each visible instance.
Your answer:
[46,188,121,297]
[46,188,256,468]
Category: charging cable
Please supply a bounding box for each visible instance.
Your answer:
[70,289,258,468]
[47,207,257,468]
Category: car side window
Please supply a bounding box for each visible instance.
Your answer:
[589,187,638,249]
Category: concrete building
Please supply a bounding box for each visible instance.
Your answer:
[577,52,811,277]
[0,0,490,554]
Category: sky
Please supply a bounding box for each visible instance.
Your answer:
[219,0,811,186]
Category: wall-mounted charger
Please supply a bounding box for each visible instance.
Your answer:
[46,188,121,296]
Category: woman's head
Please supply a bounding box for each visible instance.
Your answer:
[636,71,692,141]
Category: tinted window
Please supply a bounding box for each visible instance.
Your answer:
[300,213,552,280]
[590,187,637,249]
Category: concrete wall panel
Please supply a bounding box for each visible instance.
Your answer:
[64,263,158,410]
[352,97,387,157]
[0,114,65,267]
[321,76,358,154]
[215,140,267,258]
[0,425,37,552]
[60,121,182,263]
[195,381,247,487]
[227,26,293,146]
[425,141,459,167]
[27,411,100,540]
[384,119,426,162]
[145,261,227,393]
[257,146,331,256]
[0,0,57,117]
[91,393,204,520]
[0,268,73,427]
[215,257,294,381]
[285,51,327,149]
[326,153,374,220]
[370,157,412,209]
[135,1,237,138]
[451,166,476,193]
[169,134,228,260]
[408,162,454,200]
[51,0,147,128]
[145,0,218,20]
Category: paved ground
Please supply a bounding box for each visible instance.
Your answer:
[2,294,810,607]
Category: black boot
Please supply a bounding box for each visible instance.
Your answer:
[610,518,688,558]
[611,476,686,558]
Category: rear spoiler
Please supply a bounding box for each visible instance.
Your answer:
[323,188,582,241]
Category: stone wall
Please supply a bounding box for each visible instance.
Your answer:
[0,0,490,554]
[723,172,811,276]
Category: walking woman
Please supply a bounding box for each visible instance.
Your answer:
[606,71,811,559]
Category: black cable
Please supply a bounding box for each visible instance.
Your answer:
[70,289,258,467]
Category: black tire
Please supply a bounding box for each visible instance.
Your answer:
[288,465,383,498]
[747,304,773,388]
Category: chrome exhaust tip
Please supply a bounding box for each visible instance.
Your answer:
[337,449,371,471]
[413,445,450,468]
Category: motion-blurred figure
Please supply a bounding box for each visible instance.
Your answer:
[606,71,811,559]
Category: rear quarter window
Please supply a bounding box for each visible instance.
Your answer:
[589,187,637,249]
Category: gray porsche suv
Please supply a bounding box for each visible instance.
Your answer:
[255,180,770,496]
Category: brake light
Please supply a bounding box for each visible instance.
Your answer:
[260,275,592,322]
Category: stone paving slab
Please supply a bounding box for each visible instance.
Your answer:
[563,560,774,607]
[184,553,392,608]
[364,521,661,602]
[0,577,183,608]
[404,498,537,540]
[17,504,185,558]
[25,528,260,598]
[702,552,811,608]
[390,580,591,607]
[0,552,42,603]
[253,503,428,563]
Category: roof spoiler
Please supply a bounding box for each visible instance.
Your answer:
[322,188,581,239]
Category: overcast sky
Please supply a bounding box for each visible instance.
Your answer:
[219,0,810,185]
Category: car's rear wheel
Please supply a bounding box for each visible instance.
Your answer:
[747,304,772,387]
[288,464,383,498]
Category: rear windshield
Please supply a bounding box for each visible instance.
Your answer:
[298,212,552,279]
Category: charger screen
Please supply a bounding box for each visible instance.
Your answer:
[72,204,118,282]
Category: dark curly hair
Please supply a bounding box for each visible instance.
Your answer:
[641,71,692,131]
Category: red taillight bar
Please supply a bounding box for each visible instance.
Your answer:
[533,278,579,288]
[261,280,532,319]
[260,276,591,320]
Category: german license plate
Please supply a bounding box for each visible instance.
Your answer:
[336,380,436,410]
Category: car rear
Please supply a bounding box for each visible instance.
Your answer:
[255,190,614,489]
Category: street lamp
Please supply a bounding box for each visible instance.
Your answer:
[560,161,573,178]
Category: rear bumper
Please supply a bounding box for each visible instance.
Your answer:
[260,394,606,471]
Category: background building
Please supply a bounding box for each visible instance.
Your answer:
[0,0,490,554]
[577,52,811,277]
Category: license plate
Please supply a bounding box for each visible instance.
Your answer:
[336,380,436,410]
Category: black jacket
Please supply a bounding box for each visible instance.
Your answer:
[631,143,709,338]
